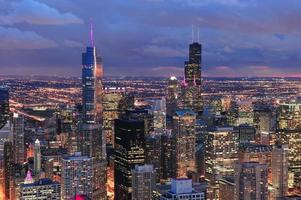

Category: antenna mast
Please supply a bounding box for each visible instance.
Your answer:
[90,19,94,47]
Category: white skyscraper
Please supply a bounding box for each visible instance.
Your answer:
[34,139,41,174]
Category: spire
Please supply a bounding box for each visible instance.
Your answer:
[90,18,94,47]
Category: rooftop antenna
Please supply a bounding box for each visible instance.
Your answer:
[90,18,94,47]
[191,24,194,43]
[197,26,200,43]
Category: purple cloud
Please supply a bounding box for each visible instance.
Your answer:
[0,26,56,49]
[0,0,83,25]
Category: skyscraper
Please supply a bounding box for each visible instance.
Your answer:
[0,86,9,129]
[78,23,107,200]
[181,41,202,115]
[114,117,145,200]
[79,34,105,159]
[61,152,93,200]
[204,126,238,198]
[166,76,179,117]
[173,110,196,178]
[184,42,202,87]
[82,24,103,125]
[3,141,14,200]
[34,139,41,174]
[235,162,268,200]
[12,113,25,165]
[131,164,156,200]
[272,143,289,198]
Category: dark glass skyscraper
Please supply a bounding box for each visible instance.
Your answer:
[184,42,202,87]
[114,118,145,200]
[82,46,103,124]
[181,42,203,115]
[0,86,9,129]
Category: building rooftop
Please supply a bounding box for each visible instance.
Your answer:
[21,178,59,188]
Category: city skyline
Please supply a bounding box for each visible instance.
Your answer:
[0,0,301,77]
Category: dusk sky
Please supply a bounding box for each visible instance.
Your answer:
[0,0,301,77]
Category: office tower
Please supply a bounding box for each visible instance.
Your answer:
[79,23,105,158]
[205,127,239,183]
[272,143,289,198]
[20,178,61,200]
[3,141,14,200]
[34,139,41,174]
[145,134,162,182]
[146,97,166,133]
[173,110,196,178]
[254,104,273,132]
[114,118,145,200]
[131,164,156,200]
[12,113,25,164]
[0,86,9,129]
[61,153,93,200]
[103,88,123,145]
[78,24,107,200]
[277,100,301,189]
[185,42,202,86]
[156,178,206,200]
[228,100,254,126]
[166,76,179,117]
[235,162,268,200]
[81,27,103,125]
[161,131,176,180]
[234,124,256,144]
[181,41,202,116]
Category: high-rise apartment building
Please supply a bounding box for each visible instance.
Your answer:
[131,164,156,200]
[235,162,268,200]
[205,127,239,183]
[271,143,289,199]
[12,113,25,165]
[61,153,93,200]
[204,126,239,199]
[173,110,196,178]
[34,139,41,174]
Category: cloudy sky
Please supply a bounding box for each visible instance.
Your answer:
[0,0,301,77]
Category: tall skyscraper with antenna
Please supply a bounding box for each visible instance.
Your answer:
[82,22,104,125]
[78,21,107,199]
[181,26,203,115]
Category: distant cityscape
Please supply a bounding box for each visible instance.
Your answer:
[0,25,301,200]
